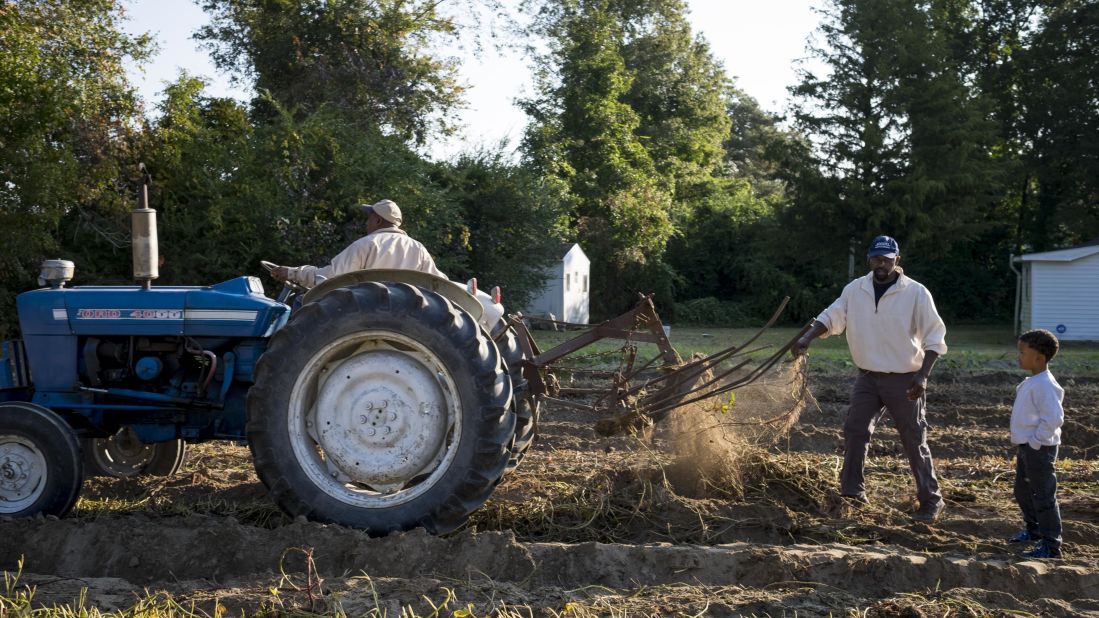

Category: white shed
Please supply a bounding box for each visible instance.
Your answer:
[1013,243,1099,341]
[524,243,590,325]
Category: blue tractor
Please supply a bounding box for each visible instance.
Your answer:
[0,179,537,534]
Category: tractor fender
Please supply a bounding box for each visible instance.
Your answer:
[299,269,484,323]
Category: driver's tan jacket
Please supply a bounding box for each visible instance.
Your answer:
[286,228,445,288]
[814,268,947,373]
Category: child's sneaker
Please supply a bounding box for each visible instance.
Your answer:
[1022,539,1062,559]
[1008,530,1037,544]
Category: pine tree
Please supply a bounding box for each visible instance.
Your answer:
[1018,0,1099,249]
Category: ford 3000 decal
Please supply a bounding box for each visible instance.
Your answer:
[76,309,183,319]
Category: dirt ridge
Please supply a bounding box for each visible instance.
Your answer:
[3,516,1096,600]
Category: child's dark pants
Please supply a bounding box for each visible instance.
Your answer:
[1014,444,1062,549]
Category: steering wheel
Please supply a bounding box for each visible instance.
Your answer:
[260,260,305,304]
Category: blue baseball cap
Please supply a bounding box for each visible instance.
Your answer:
[868,235,900,258]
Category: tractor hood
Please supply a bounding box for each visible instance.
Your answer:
[18,276,289,338]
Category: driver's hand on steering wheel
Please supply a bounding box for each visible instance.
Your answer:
[272,266,290,283]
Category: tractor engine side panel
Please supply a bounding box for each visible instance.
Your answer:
[16,277,288,393]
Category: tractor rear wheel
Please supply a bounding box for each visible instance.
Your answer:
[0,402,83,518]
[497,322,539,473]
[247,282,513,534]
[82,428,187,478]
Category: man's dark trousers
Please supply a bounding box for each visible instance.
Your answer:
[1014,444,1062,549]
[841,370,943,507]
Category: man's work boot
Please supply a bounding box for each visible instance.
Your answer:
[913,501,944,523]
[842,493,870,506]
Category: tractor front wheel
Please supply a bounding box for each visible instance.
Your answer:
[247,281,514,534]
[0,402,83,518]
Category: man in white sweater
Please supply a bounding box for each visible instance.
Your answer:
[792,235,948,522]
[272,199,445,288]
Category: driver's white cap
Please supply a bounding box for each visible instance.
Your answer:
[361,199,402,226]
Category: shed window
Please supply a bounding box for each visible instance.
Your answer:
[566,274,571,292]
[583,275,588,292]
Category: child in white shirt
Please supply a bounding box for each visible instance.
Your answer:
[1009,329,1065,558]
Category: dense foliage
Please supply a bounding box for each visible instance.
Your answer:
[0,0,1094,337]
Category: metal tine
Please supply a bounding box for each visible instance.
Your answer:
[635,343,776,412]
[633,340,778,409]
[648,328,808,419]
[636,349,763,410]
[639,325,811,419]
[638,355,755,415]
[617,297,792,400]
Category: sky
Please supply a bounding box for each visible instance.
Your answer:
[121,0,825,160]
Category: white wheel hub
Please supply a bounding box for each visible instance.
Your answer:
[0,436,47,512]
[289,331,463,506]
[315,350,448,486]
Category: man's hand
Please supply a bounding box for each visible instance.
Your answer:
[791,321,827,357]
[907,351,939,401]
[791,336,812,357]
[906,374,928,400]
[271,266,290,283]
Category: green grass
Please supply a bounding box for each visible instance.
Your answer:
[531,324,1099,373]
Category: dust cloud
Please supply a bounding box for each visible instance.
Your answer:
[660,355,811,497]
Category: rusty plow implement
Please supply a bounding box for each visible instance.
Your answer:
[506,296,811,435]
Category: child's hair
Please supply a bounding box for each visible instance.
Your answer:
[1019,329,1059,362]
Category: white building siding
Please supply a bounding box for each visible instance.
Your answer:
[526,262,564,318]
[524,244,590,325]
[1028,253,1099,341]
[561,245,590,324]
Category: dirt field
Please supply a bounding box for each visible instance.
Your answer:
[2,361,1098,616]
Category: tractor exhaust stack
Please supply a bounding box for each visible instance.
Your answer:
[132,163,158,289]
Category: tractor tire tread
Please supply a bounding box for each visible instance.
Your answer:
[247,281,512,534]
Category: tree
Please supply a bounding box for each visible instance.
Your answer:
[788,0,911,263]
[615,0,732,205]
[1017,0,1099,250]
[787,0,1011,319]
[0,0,149,336]
[130,75,261,285]
[521,0,744,317]
[431,149,569,309]
[196,0,468,144]
[665,87,822,324]
[890,0,1004,255]
[723,88,798,201]
[134,78,464,288]
[521,0,674,316]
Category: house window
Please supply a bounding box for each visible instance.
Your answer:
[583,275,588,292]
[566,274,571,292]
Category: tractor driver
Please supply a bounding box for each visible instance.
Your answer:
[271,199,445,288]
